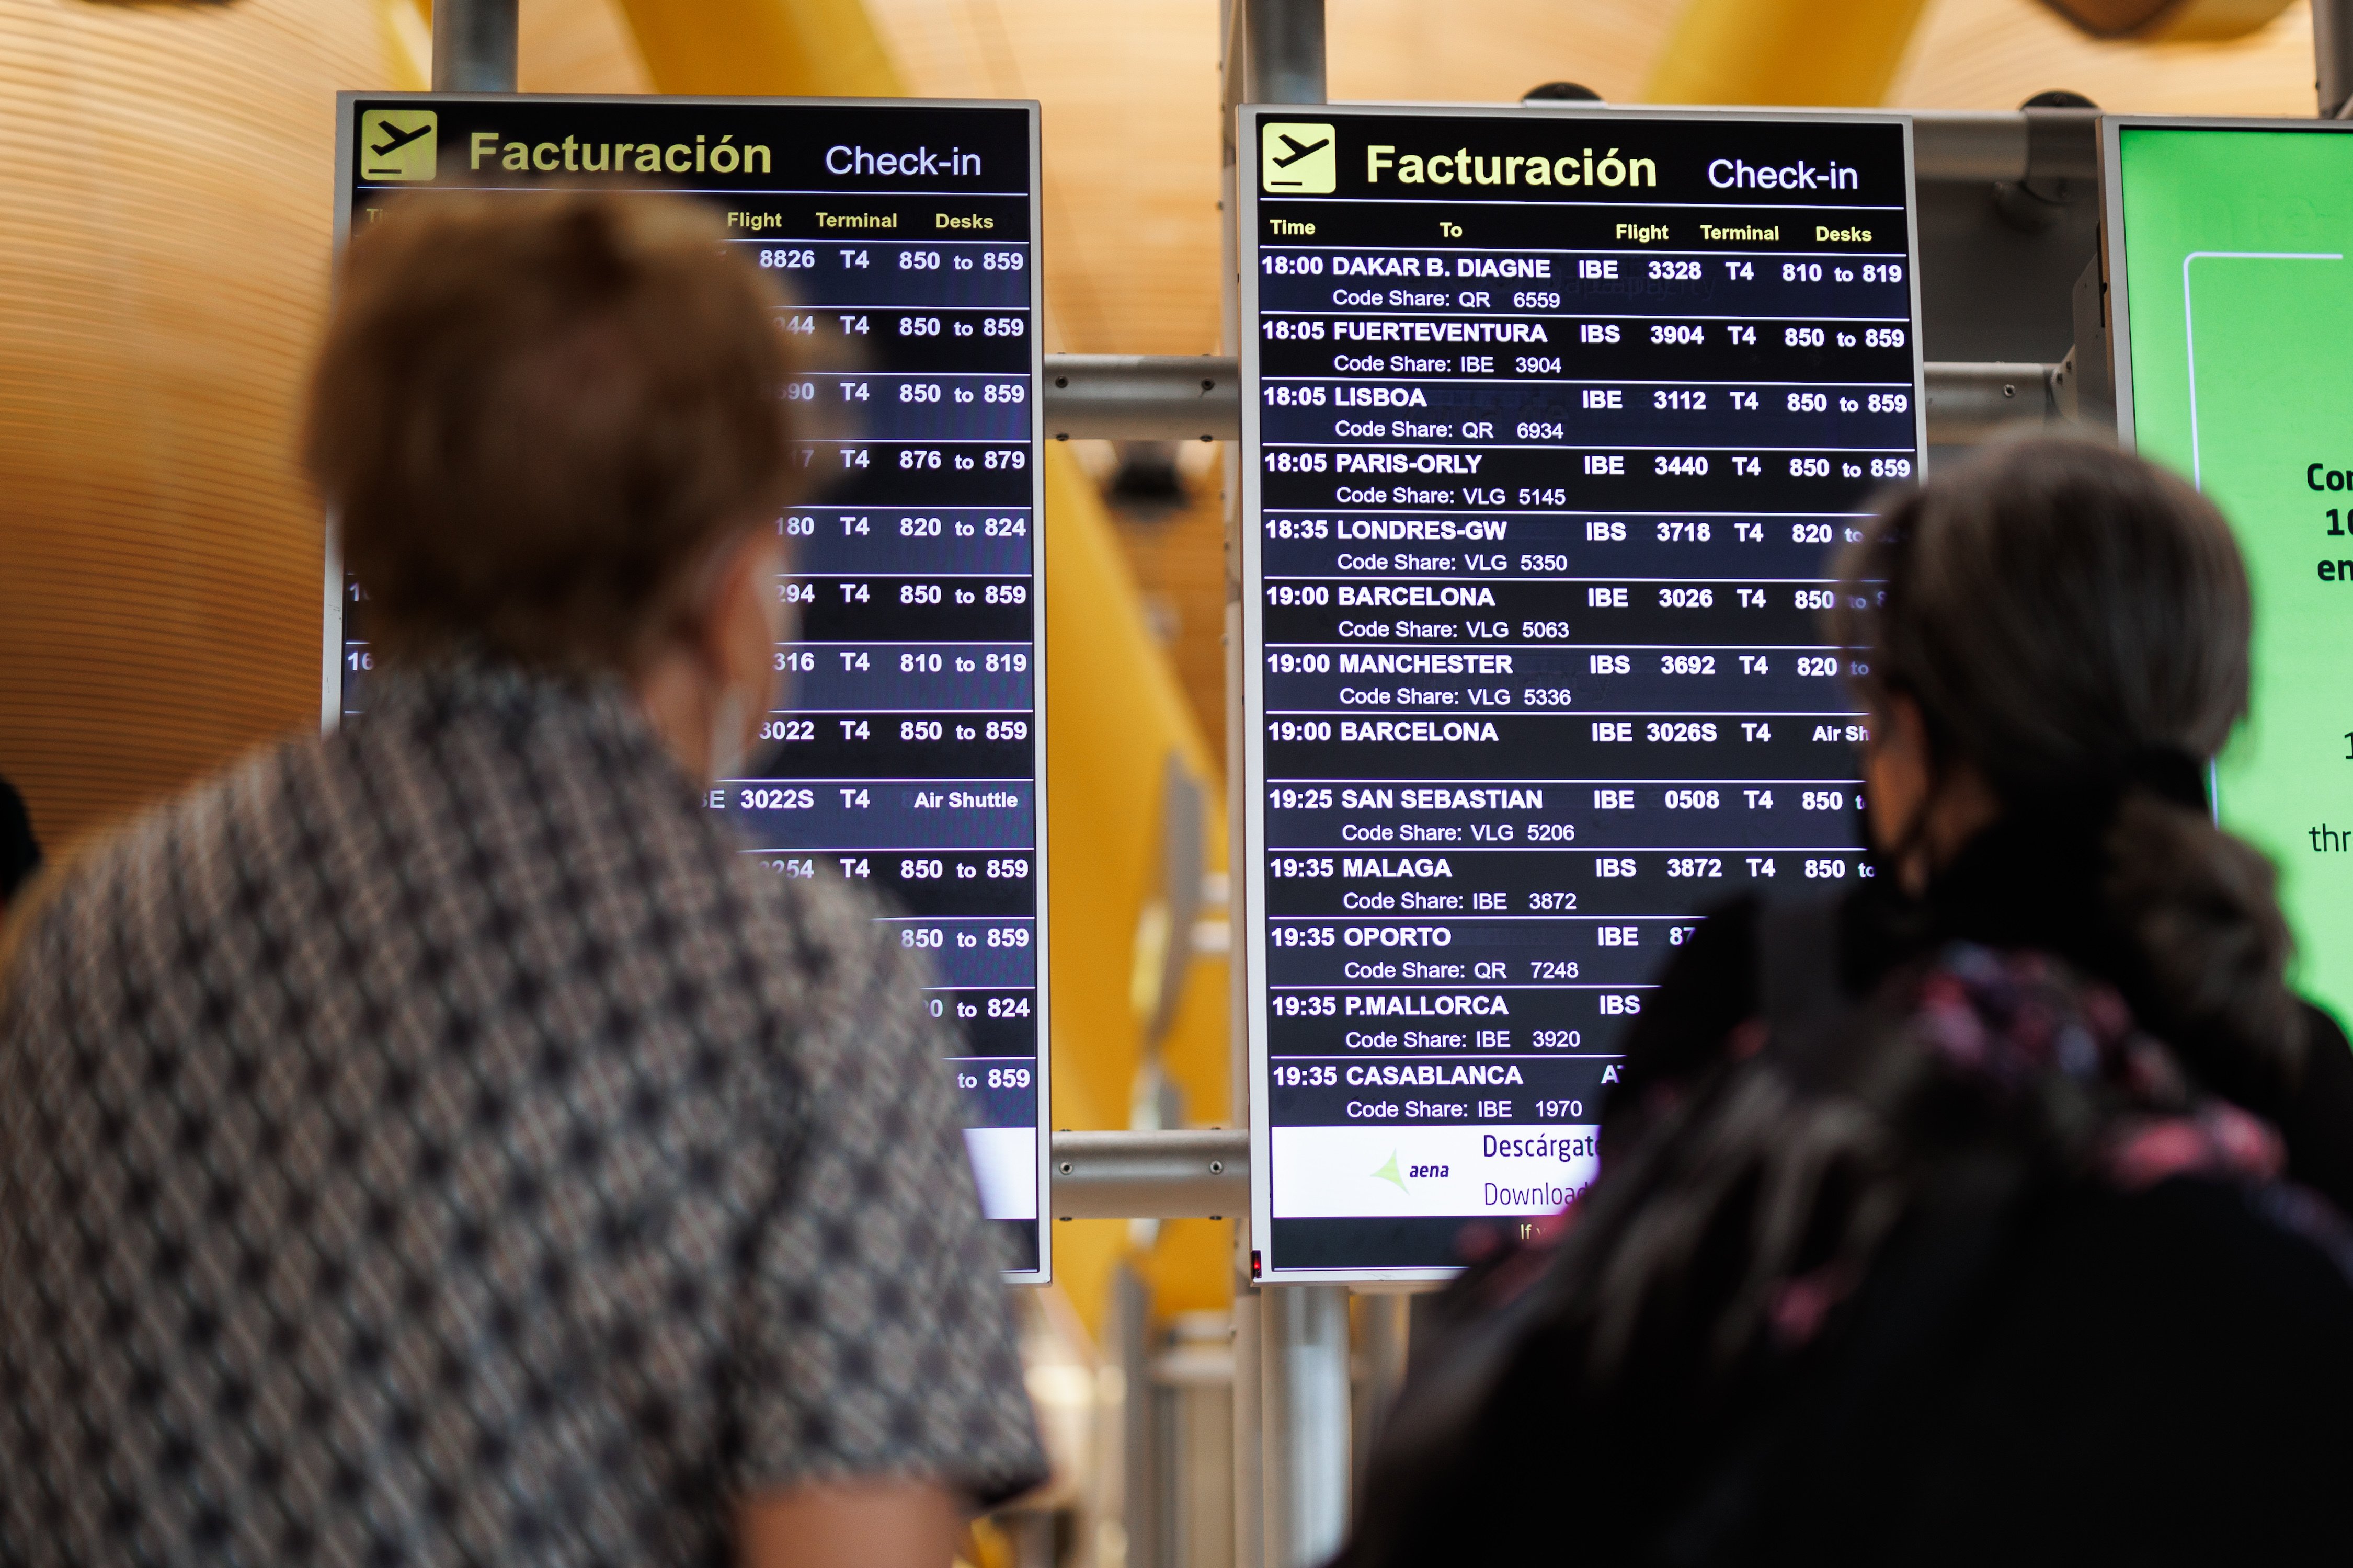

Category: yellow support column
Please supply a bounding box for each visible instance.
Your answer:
[1644,0,1934,108]
[613,0,1236,1331]
[1035,454,1233,1331]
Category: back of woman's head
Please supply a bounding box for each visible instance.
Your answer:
[306,189,796,676]
[1833,437,2249,797]
[1834,436,2299,1080]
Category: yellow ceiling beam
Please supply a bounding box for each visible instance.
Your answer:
[1644,0,1936,108]
[609,0,903,98]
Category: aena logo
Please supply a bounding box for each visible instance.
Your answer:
[1372,1150,1448,1191]
[360,109,438,182]
[1262,122,1335,193]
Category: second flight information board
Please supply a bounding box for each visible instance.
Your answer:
[333,93,1050,1280]
[1239,105,1925,1281]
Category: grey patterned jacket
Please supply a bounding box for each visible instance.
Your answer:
[0,661,1044,1566]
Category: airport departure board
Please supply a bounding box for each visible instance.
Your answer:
[1238,105,1925,1281]
[332,94,1051,1280]
[2107,119,2353,1034]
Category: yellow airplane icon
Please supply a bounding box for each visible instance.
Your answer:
[1262,122,1336,194]
[371,121,431,158]
[359,110,438,182]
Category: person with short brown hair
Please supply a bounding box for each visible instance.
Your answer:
[0,190,1042,1568]
[313,190,795,677]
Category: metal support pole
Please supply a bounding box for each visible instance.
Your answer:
[1226,594,1263,1568]
[1115,1266,1158,1568]
[1262,1286,1351,1568]
[1351,1294,1413,1493]
[1230,1250,1264,1568]
[432,0,519,94]
[2321,0,2353,118]
[1922,362,2064,443]
[1905,109,2095,184]
[1223,1,1330,1559]
[1218,2,1261,1561]
[1041,356,2059,449]
[1050,1130,1249,1219]
[1045,358,1242,443]
[1242,0,1327,106]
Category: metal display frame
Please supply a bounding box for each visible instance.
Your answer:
[325,91,1055,1285]
[1235,100,1929,1287]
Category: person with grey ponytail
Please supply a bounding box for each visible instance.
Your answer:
[1334,439,2353,1568]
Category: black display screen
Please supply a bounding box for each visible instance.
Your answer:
[1238,106,1924,1280]
[333,93,1049,1280]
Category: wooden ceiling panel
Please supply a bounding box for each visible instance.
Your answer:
[519,0,654,92]
[870,0,1226,353]
[1891,0,2316,111]
[0,0,397,852]
[1328,0,1675,106]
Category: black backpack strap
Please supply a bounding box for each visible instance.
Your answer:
[1755,891,1848,1069]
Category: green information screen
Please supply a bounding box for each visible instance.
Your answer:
[2112,121,2353,1024]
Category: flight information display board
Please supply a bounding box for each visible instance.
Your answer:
[1239,104,1924,1281]
[332,93,1050,1280]
[2107,118,2353,1034]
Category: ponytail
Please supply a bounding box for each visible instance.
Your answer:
[2105,793,2304,1083]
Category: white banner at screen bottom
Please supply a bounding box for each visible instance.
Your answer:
[962,1127,1041,1220]
[1270,1124,1601,1218]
